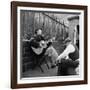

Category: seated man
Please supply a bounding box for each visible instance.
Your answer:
[29,29,45,69]
[56,37,79,75]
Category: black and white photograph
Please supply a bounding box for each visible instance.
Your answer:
[18,7,83,81]
[11,1,87,88]
[20,10,80,78]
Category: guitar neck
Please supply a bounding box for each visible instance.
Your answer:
[46,38,55,43]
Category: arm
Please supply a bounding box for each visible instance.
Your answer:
[56,44,75,63]
[29,38,40,48]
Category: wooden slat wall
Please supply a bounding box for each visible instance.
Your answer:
[20,11,69,41]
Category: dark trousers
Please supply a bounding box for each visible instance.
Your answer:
[57,59,79,76]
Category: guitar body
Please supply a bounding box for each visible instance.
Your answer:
[31,47,44,55]
[31,37,55,55]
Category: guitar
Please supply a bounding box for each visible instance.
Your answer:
[31,37,56,55]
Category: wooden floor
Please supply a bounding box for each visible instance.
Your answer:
[22,63,79,78]
[22,63,58,78]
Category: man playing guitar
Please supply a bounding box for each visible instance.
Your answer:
[28,28,58,68]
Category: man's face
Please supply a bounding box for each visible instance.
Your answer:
[37,29,42,35]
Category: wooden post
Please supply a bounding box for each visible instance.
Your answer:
[43,12,45,31]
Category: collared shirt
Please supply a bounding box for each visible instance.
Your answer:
[57,43,75,61]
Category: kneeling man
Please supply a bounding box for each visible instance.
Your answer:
[56,37,79,76]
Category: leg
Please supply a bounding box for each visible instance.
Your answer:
[67,67,76,75]
[39,65,44,73]
[57,61,68,76]
[57,59,79,75]
[45,46,58,68]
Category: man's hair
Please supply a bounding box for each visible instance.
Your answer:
[35,28,42,34]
